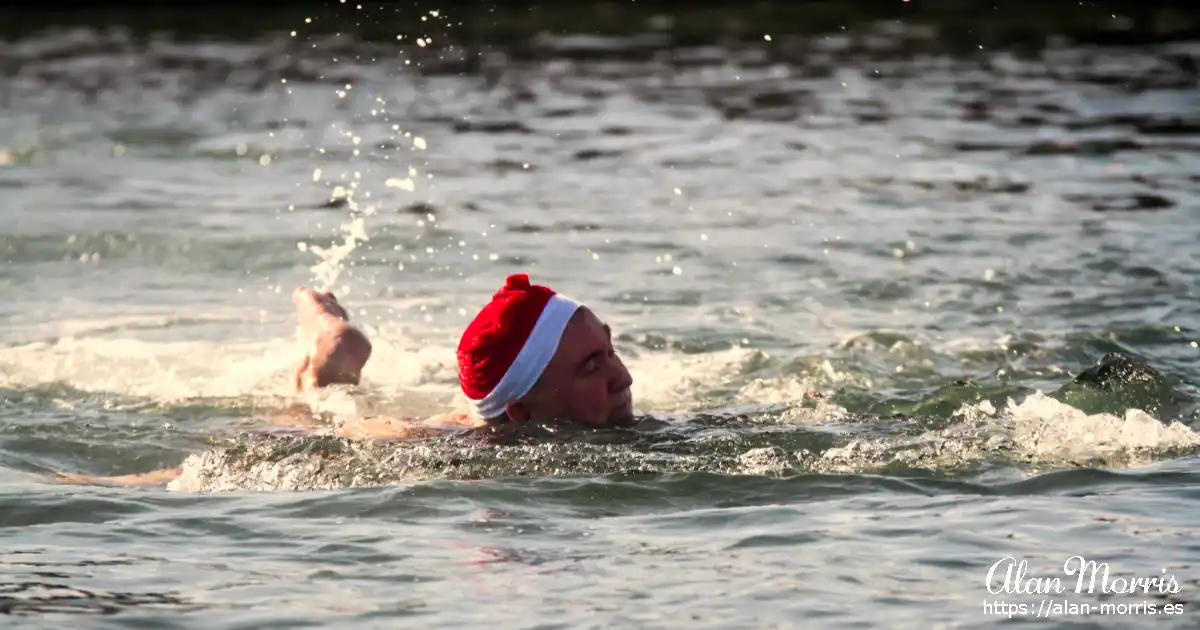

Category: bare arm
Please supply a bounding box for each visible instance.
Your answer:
[50,414,482,487]
[53,467,183,487]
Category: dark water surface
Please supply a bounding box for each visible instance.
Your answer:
[2,15,1200,628]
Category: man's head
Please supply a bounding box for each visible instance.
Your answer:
[457,274,635,427]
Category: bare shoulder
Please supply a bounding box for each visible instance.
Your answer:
[420,412,483,429]
[336,412,482,440]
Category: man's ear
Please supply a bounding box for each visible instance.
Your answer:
[505,400,532,423]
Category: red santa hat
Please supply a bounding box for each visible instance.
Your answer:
[457,273,582,419]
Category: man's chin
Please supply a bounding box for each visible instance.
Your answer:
[606,403,636,428]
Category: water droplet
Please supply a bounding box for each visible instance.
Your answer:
[385,177,415,191]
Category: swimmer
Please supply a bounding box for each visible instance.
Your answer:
[55,273,636,486]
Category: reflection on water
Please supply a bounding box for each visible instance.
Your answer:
[0,550,198,615]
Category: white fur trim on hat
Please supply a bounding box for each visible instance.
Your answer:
[471,293,581,419]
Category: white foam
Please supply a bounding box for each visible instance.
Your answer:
[955,392,1200,463]
[0,336,295,400]
[621,347,751,412]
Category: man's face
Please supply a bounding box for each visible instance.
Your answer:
[508,308,635,427]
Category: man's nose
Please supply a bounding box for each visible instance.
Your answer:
[608,355,633,390]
